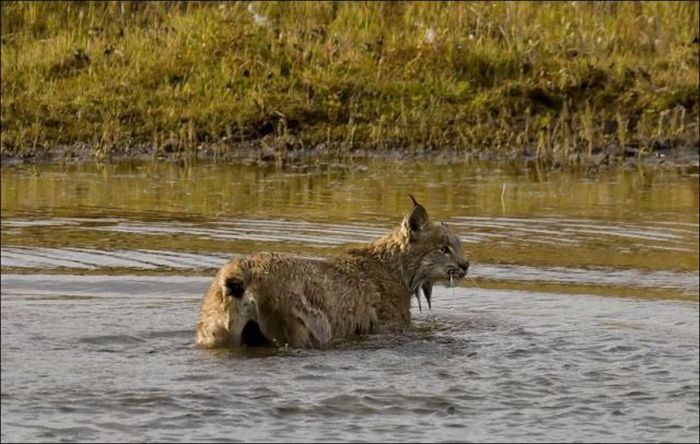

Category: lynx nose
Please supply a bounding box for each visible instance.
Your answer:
[459,261,470,272]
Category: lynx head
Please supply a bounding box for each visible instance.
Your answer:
[399,195,470,309]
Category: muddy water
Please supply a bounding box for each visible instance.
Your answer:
[1,160,698,442]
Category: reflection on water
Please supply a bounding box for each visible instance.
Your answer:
[2,160,698,298]
[1,159,698,442]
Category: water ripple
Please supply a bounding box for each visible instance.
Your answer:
[1,275,698,443]
[2,246,696,298]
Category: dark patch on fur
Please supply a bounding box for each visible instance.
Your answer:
[241,321,273,347]
[224,278,245,299]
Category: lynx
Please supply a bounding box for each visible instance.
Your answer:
[195,196,469,348]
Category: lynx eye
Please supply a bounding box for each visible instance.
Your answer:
[439,245,451,255]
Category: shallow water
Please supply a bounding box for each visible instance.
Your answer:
[1,160,698,442]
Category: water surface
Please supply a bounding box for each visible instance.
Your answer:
[1,160,698,442]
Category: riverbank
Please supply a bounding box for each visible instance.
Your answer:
[2,2,698,167]
[1,138,698,174]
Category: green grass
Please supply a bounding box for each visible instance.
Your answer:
[1,1,698,164]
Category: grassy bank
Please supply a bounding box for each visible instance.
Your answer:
[1,1,698,165]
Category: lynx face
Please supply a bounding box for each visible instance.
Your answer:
[399,195,470,309]
[416,225,469,282]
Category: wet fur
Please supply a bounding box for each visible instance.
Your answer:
[195,197,469,349]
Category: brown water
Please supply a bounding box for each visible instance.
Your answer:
[1,160,698,442]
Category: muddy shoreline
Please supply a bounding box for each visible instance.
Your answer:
[2,139,698,173]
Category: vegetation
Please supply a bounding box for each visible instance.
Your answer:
[1,1,698,164]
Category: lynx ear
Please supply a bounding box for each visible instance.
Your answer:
[403,194,430,233]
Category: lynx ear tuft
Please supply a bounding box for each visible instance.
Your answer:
[403,196,430,233]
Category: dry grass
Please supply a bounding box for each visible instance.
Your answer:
[1,1,698,164]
